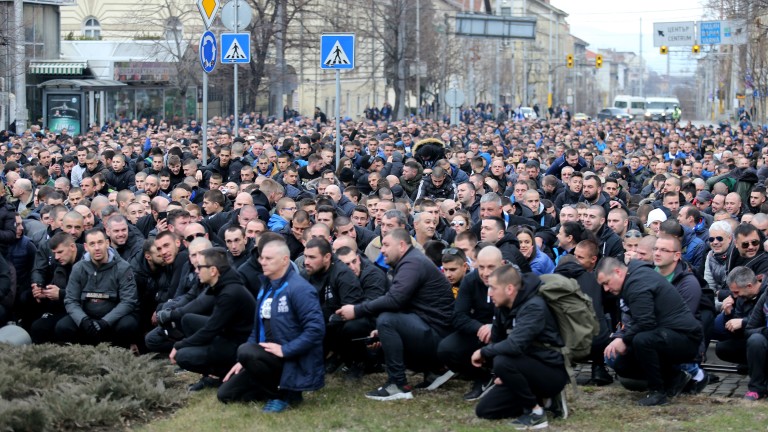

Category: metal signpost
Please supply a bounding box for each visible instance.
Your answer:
[444,88,465,126]
[196,0,221,164]
[320,33,355,168]
[220,0,252,138]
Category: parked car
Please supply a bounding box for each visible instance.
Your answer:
[573,112,590,121]
[517,107,538,119]
[597,107,632,121]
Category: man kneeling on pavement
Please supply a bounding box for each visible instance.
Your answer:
[597,257,703,406]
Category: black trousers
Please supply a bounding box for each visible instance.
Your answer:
[30,312,67,344]
[175,313,239,378]
[716,338,748,365]
[54,313,139,348]
[144,326,177,354]
[325,317,375,365]
[218,343,284,403]
[614,328,699,392]
[747,333,768,394]
[437,331,489,381]
[475,354,568,419]
[376,312,443,385]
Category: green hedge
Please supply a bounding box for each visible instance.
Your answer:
[0,344,186,431]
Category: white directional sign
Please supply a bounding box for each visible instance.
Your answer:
[653,21,696,47]
[221,33,250,64]
[197,0,221,29]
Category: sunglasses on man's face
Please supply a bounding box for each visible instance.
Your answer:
[451,220,465,227]
[708,236,725,243]
[741,239,761,249]
[185,232,206,242]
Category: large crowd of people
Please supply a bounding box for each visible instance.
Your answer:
[1,106,767,428]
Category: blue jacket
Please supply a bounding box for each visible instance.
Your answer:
[268,214,289,232]
[545,155,588,179]
[250,265,325,392]
[529,249,555,275]
[682,225,706,270]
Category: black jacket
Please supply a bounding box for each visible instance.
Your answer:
[597,223,625,262]
[114,232,144,263]
[354,247,455,336]
[237,251,262,297]
[746,289,768,338]
[495,233,533,273]
[724,281,766,339]
[104,167,135,191]
[453,269,495,335]
[281,227,305,261]
[358,257,388,300]
[618,261,702,345]
[414,174,455,201]
[553,188,581,211]
[303,257,364,321]
[481,272,565,367]
[173,267,256,349]
[355,225,377,251]
[0,195,17,257]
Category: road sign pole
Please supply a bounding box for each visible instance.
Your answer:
[233,0,239,138]
[203,72,208,164]
[335,69,341,168]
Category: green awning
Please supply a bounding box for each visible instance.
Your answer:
[29,62,87,75]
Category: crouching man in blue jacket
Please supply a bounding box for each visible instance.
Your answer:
[218,237,325,413]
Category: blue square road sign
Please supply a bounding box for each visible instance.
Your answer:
[221,32,250,64]
[321,33,355,70]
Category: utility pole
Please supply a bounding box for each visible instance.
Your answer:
[14,0,26,133]
[639,17,643,97]
[396,0,406,120]
[494,0,501,118]
[548,10,552,110]
[271,0,285,117]
[371,1,376,108]
[416,0,421,116]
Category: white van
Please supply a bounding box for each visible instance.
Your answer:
[613,95,646,119]
[644,97,680,121]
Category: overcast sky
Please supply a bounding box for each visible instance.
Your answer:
[549,0,711,75]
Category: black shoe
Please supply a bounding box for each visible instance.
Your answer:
[325,354,343,374]
[708,373,721,384]
[682,371,709,395]
[591,364,614,386]
[546,391,568,419]
[188,376,221,392]
[509,411,549,430]
[665,371,692,398]
[365,381,414,401]
[463,377,496,401]
[341,363,365,381]
[638,391,668,406]
[736,364,748,375]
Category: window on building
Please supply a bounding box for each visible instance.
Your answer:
[83,17,101,39]
[165,17,183,42]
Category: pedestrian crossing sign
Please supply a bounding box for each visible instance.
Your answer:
[221,32,250,64]
[321,33,355,70]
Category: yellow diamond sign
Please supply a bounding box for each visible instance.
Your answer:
[197,0,221,29]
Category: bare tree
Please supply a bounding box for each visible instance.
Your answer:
[243,0,314,113]
[124,0,199,120]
